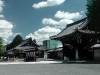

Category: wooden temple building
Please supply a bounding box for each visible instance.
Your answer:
[7,37,45,61]
[50,18,99,60]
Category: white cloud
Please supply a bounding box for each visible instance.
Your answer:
[26,26,61,45]
[55,11,83,19]
[80,11,84,14]
[58,44,62,47]
[0,0,4,12]
[42,18,58,25]
[32,0,65,9]
[0,0,15,44]
[42,18,73,28]
[0,20,14,44]
[0,14,4,18]
[58,19,73,26]
[42,11,84,28]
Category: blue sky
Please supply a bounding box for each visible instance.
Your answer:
[0,0,87,45]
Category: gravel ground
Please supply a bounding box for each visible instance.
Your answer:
[0,64,100,75]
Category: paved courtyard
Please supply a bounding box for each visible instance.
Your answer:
[0,63,100,75]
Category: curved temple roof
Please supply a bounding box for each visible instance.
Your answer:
[8,37,39,51]
[50,18,88,39]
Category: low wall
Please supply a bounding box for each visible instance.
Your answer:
[94,49,100,60]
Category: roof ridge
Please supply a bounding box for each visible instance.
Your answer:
[67,17,87,27]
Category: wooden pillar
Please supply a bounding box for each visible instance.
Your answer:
[75,49,79,60]
[62,42,65,60]
[34,51,36,61]
[13,56,15,61]
[74,46,79,60]
[3,56,4,61]
[8,56,9,61]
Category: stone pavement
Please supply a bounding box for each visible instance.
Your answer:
[0,61,63,65]
[0,63,100,75]
[1,58,100,64]
[0,58,100,75]
[0,58,63,65]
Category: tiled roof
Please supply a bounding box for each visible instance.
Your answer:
[8,37,39,51]
[91,44,100,48]
[50,18,88,39]
[16,39,29,47]
[7,51,15,55]
[84,41,100,49]
[16,37,38,47]
[14,46,35,50]
[38,46,46,51]
[15,46,46,51]
[46,47,63,52]
[78,30,95,34]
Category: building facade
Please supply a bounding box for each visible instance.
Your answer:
[43,40,58,49]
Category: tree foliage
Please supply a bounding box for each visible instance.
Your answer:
[12,34,23,47]
[6,43,12,51]
[86,0,100,32]
[6,34,23,50]
[0,37,4,56]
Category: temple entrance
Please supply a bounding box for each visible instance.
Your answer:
[63,44,94,60]
[64,44,76,60]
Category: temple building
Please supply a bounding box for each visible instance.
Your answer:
[7,37,45,61]
[50,18,99,60]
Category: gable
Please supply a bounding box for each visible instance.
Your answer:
[8,38,38,51]
[16,37,38,47]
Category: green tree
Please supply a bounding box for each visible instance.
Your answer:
[12,34,23,47]
[86,0,100,32]
[6,34,23,50]
[6,43,12,50]
[0,37,4,56]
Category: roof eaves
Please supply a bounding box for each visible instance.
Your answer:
[50,17,87,39]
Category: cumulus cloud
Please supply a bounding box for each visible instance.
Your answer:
[42,11,84,28]
[80,11,84,14]
[32,0,65,9]
[0,0,15,44]
[42,18,58,25]
[42,18,73,28]
[58,19,73,27]
[0,0,15,45]
[26,26,61,45]
[55,11,83,19]
[0,14,4,18]
[0,20,13,44]
[0,0,4,12]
